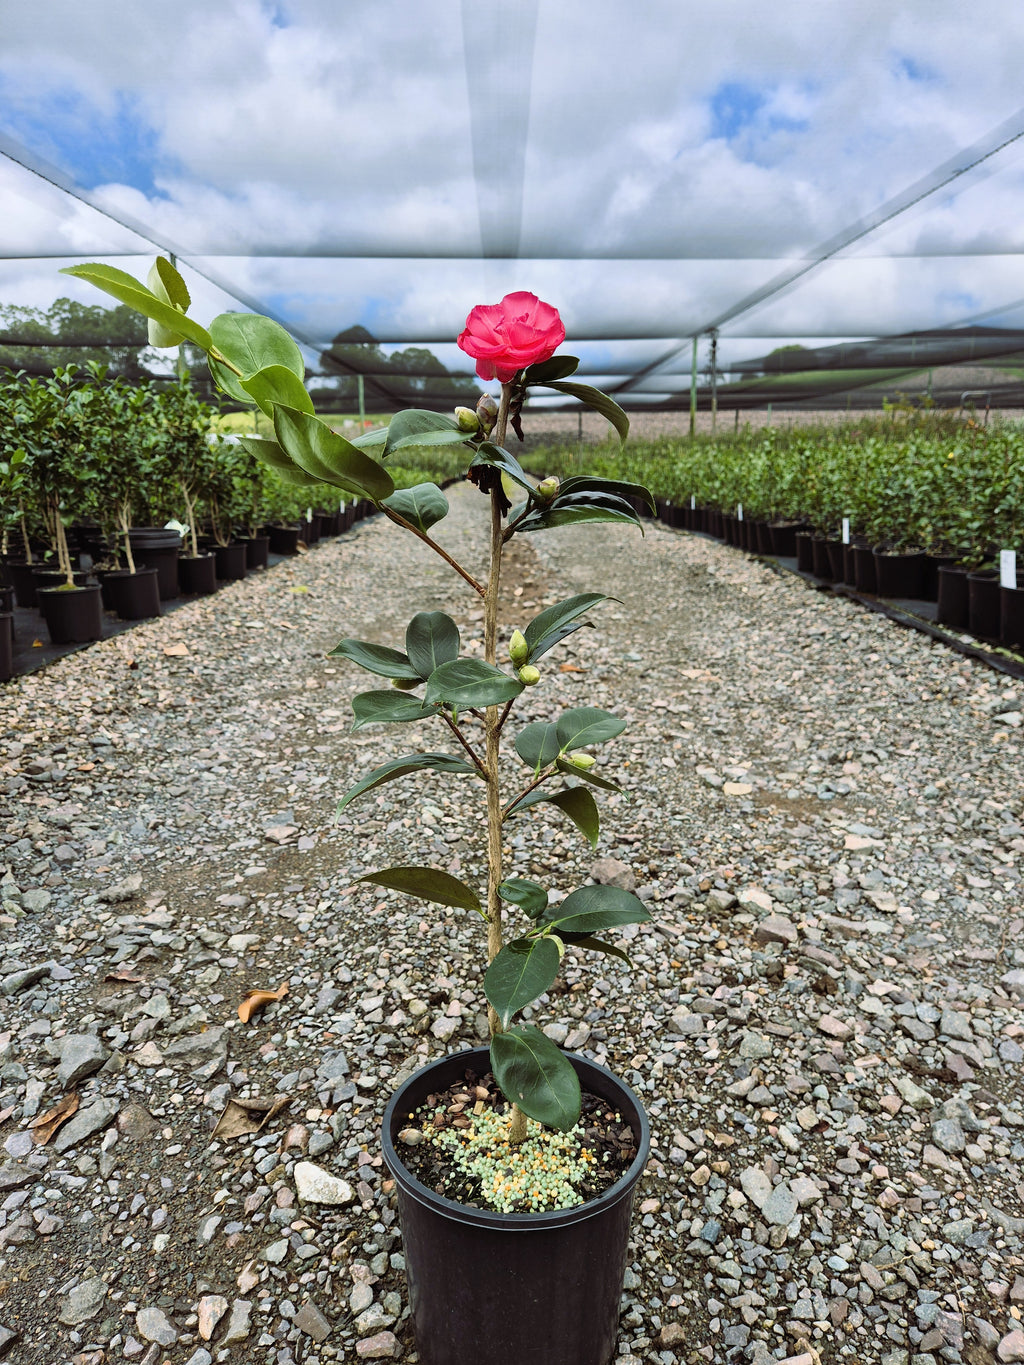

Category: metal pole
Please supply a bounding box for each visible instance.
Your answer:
[709,328,718,435]
[358,373,365,426]
[689,336,698,438]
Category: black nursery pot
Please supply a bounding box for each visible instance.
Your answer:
[968,571,1001,640]
[937,565,970,628]
[873,549,926,599]
[0,586,13,614]
[178,553,218,596]
[37,585,103,644]
[128,528,181,601]
[382,1048,650,1365]
[853,544,878,594]
[811,536,835,581]
[214,542,248,581]
[101,568,161,621]
[1002,575,1024,651]
[268,524,300,555]
[6,562,38,609]
[0,612,13,683]
[795,531,815,573]
[243,535,270,570]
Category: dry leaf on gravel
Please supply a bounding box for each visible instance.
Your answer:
[103,970,145,984]
[29,1093,80,1145]
[210,1095,291,1141]
[162,642,190,657]
[238,982,289,1023]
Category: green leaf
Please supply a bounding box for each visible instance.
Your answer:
[239,436,322,487]
[558,475,655,514]
[241,364,315,418]
[516,493,643,534]
[506,786,599,847]
[359,865,482,914]
[523,355,580,384]
[350,691,438,731]
[498,879,549,918]
[523,593,610,662]
[484,937,561,1028]
[274,406,395,501]
[327,638,420,680]
[470,443,534,495]
[146,257,191,347]
[209,312,304,380]
[425,659,523,709]
[60,263,213,351]
[569,935,633,966]
[383,409,473,458]
[405,612,460,680]
[382,483,449,533]
[336,753,478,813]
[490,1027,581,1132]
[209,354,254,404]
[554,755,623,792]
[514,722,561,770]
[544,884,651,935]
[555,706,626,751]
[539,380,629,443]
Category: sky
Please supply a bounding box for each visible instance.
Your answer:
[4,0,1024,396]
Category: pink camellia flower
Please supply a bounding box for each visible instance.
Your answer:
[457,291,565,383]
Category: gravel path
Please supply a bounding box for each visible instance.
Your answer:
[0,482,1022,1365]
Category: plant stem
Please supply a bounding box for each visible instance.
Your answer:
[440,713,486,775]
[380,506,485,597]
[119,503,136,574]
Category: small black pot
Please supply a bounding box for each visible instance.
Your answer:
[873,549,926,599]
[921,554,954,604]
[1002,576,1024,650]
[968,571,1001,640]
[268,524,301,555]
[243,535,270,570]
[128,528,181,601]
[33,567,91,593]
[841,543,857,586]
[937,565,970,628]
[0,612,13,682]
[795,532,815,573]
[382,1048,650,1365]
[811,536,836,581]
[826,539,846,581]
[768,523,801,557]
[101,568,161,621]
[37,585,104,644]
[6,562,39,609]
[214,542,248,581]
[179,554,218,596]
[853,544,878,593]
[0,585,13,614]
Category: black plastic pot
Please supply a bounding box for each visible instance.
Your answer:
[0,586,13,614]
[179,554,218,596]
[6,562,38,609]
[0,612,12,682]
[754,521,774,555]
[937,565,970,628]
[825,539,846,581]
[383,1048,650,1365]
[214,542,248,581]
[841,543,857,586]
[853,544,878,593]
[921,554,954,604]
[101,568,161,621]
[33,568,91,594]
[769,523,800,557]
[968,571,1001,639]
[243,535,270,570]
[37,585,103,644]
[811,536,835,581]
[873,549,926,599]
[1002,576,1024,650]
[268,524,300,555]
[794,532,815,573]
[129,528,181,601]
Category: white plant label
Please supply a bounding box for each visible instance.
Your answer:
[690,495,696,510]
[306,506,313,521]
[737,503,744,521]
[1000,549,1017,589]
[842,517,850,544]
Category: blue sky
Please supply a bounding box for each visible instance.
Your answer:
[4,0,1024,389]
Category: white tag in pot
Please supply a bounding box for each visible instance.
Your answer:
[1001,549,1017,589]
[737,503,743,521]
[842,517,850,545]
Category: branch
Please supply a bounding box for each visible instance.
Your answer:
[380,505,485,597]
[502,766,558,820]
[440,713,487,775]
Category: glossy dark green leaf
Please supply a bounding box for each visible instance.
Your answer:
[383,409,473,458]
[274,405,395,501]
[382,483,449,533]
[359,865,482,913]
[568,935,632,965]
[209,312,304,380]
[484,937,560,1029]
[516,492,643,534]
[522,355,580,384]
[241,364,315,418]
[60,263,213,351]
[514,722,561,770]
[470,443,534,495]
[558,475,655,513]
[337,753,478,812]
[327,638,420,680]
[523,593,609,661]
[498,879,549,918]
[405,612,460,680]
[239,436,322,487]
[424,659,523,709]
[555,707,626,751]
[505,785,600,847]
[554,755,624,792]
[539,380,629,443]
[544,884,651,935]
[490,1026,581,1132]
[350,690,438,732]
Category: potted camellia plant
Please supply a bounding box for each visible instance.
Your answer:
[64,262,656,1365]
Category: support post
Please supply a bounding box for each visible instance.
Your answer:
[358,373,366,426]
[709,328,718,435]
[689,336,698,438]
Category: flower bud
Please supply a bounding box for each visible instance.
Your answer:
[568,751,595,769]
[517,665,541,686]
[454,406,480,433]
[535,476,560,502]
[508,629,529,666]
[391,676,420,691]
[476,393,499,433]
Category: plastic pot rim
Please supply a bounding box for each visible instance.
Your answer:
[381,1046,650,1233]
